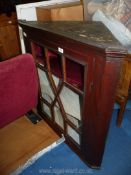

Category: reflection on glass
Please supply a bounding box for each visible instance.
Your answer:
[54,103,64,129]
[38,68,54,103]
[67,114,81,128]
[52,74,59,88]
[60,86,81,120]
[42,103,51,118]
[67,125,80,145]
[32,42,45,66]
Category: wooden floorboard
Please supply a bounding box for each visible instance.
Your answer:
[0,116,59,175]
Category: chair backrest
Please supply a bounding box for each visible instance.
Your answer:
[0,54,38,128]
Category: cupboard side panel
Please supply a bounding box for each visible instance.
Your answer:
[82,54,123,167]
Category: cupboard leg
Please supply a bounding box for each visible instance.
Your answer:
[116,97,128,127]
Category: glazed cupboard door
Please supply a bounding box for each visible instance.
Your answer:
[30,41,86,147]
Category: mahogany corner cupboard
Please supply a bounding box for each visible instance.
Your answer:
[19,21,127,168]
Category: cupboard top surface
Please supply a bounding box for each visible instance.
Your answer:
[19,21,126,53]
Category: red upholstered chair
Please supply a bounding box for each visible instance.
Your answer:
[0,54,39,128]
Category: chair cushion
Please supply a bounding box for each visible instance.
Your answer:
[0,54,38,128]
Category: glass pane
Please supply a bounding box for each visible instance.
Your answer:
[67,125,80,145]
[48,49,62,78]
[54,103,64,129]
[42,103,52,118]
[52,74,60,88]
[60,86,81,120]
[66,58,84,90]
[31,42,46,66]
[67,114,81,128]
[38,68,54,103]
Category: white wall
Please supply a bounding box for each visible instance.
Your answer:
[16,0,80,53]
